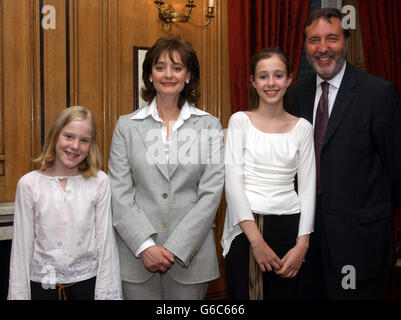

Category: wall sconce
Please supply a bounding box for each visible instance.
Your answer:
[154,0,215,33]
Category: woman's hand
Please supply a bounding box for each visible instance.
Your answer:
[140,246,175,273]
[275,235,309,278]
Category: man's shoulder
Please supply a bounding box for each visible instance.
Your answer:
[346,63,394,89]
[292,73,316,90]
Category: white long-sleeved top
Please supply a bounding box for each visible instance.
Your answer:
[7,170,122,300]
[221,111,316,257]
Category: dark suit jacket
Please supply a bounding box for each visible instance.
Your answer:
[288,62,401,280]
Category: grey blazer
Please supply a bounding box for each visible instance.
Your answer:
[108,107,224,284]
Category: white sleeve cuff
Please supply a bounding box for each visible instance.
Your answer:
[135,237,156,257]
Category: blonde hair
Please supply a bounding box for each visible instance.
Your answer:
[34,106,102,178]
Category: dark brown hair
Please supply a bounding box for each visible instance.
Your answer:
[303,8,351,40]
[248,47,292,110]
[141,35,200,109]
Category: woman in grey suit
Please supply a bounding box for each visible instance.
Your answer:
[108,35,224,300]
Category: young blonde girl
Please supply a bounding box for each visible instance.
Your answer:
[8,106,122,300]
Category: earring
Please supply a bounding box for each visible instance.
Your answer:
[186,79,190,84]
[149,78,153,83]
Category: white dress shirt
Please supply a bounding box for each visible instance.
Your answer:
[131,98,210,256]
[8,170,122,300]
[312,62,347,126]
[221,112,316,257]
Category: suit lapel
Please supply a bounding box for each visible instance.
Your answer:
[168,116,202,178]
[134,117,170,181]
[323,63,356,148]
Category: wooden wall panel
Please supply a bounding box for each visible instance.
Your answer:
[42,0,67,131]
[0,0,4,178]
[72,0,108,166]
[118,0,164,117]
[1,0,40,202]
[32,1,42,170]
[0,0,231,299]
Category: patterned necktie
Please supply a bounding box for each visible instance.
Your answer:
[314,81,329,195]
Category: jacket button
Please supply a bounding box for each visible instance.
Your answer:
[161,221,167,228]
[162,193,168,199]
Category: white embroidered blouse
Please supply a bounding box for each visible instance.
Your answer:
[7,170,122,300]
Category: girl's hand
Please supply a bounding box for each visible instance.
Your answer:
[239,220,283,272]
[251,238,283,272]
[275,235,309,278]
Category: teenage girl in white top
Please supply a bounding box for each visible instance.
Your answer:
[8,106,122,300]
[222,48,316,300]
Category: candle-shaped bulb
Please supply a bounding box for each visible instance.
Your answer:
[208,0,215,8]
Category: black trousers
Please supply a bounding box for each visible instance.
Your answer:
[226,213,300,300]
[297,196,385,300]
[30,277,96,300]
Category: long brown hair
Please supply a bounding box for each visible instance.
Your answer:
[33,106,102,178]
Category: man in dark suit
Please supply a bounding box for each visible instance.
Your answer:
[289,8,401,299]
